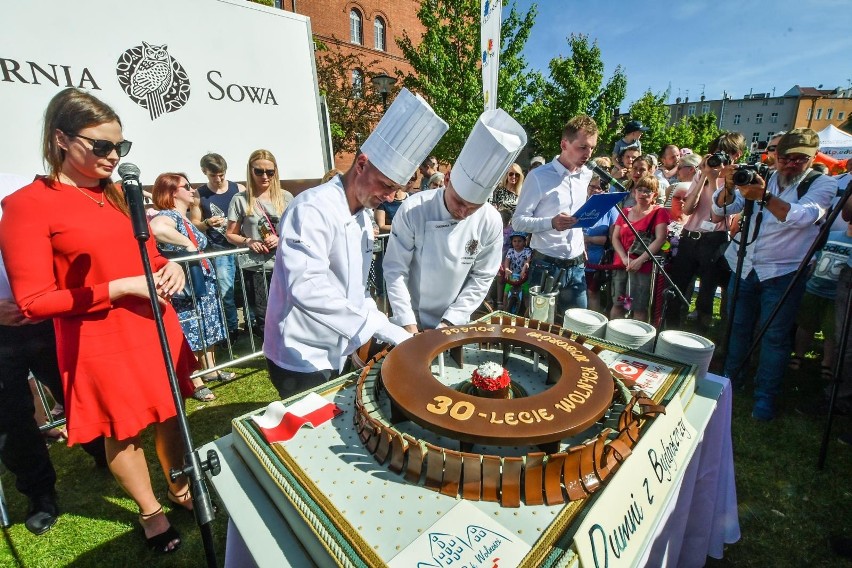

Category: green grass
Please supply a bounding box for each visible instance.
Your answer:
[3,317,852,567]
[0,356,277,568]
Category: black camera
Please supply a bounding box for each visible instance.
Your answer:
[732,163,771,186]
[706,152,731,168]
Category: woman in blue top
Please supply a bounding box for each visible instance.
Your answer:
[150,173,233,401]
[582,174,618,313]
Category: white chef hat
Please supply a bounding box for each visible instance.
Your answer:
[360,88,448,186]
[451,109,527,204]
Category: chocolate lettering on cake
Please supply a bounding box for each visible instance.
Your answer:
[526,332,591,362]
[441,326,496,335]
[553,367,599,414]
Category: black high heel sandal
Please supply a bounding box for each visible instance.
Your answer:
[139,506,181,554]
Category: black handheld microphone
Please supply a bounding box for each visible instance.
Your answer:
[586,161,617,188]
[117,163,149,241]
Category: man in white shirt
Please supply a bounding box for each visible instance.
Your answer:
[512,115,598,314]
[712,128,836,420]
[263,89,448,398]
[384,109,526,331]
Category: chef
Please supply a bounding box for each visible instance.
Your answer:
[263,89,448,398]
[383,109,527,332]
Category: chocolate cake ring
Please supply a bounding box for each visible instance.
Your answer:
[380,323,614,447]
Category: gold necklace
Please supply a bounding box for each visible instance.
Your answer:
[74,186,105,207]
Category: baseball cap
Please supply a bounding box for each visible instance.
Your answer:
[530,156,545,167]
[509,231,527,239]
[678,153,701,168]
[776,128,819,157]
[624,120,649,134]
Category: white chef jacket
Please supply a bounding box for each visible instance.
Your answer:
[263,177,403,373]
[383,188,502,329]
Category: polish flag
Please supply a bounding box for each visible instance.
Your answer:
[251,393,343,443]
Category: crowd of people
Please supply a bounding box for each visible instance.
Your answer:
[1,85,850,558]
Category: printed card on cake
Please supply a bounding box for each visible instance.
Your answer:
[389,501,531,568]
[593,350,675,396]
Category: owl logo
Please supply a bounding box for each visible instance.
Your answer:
[116,42,191,121]
[465,239,480,256]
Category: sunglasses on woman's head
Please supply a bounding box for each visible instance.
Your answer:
[253,167,275,177]
[64,132,132,157]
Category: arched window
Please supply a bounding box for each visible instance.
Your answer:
[350,9,363,45]
[374,17,386,51]
[352,69,364,98]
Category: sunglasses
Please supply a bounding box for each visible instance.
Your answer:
[507,172,519,177]
[766,145,777,152]
[252,167,276,177]
[635,188,654,195]
[65,132,132,157]
[777,155,810,165]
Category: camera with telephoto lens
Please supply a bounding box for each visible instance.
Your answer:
[706,151,731,168]
[732,163,771,186]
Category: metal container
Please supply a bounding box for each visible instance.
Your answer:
[528,285,558,323]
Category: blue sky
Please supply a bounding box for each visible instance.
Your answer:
[506,0,851,108]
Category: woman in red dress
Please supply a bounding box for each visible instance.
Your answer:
[0,88,197,553]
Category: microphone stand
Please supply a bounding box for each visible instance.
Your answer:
[120,166,220,568]
[591,165,689,336]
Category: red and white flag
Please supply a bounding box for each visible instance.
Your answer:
[251,393,342,443]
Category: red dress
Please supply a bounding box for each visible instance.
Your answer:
[0,178,196,444]
[613,207,670,274]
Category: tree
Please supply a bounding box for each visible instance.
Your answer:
[625,90,672,156]
[496,3,540,119]
[666,113,721,155]
[397,0,484,161]
[524,34,626,158]
[397,0,538,161]
[313,40,398,156]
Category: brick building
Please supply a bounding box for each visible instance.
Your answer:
[275,1,425,169]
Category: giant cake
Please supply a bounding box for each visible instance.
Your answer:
[355,315,666,507]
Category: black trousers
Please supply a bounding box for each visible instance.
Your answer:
[667,231,730,324]
[266,358,352,400]
[0,322,105,499]
[0,322,59,499]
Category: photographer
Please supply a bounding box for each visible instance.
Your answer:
[667,133,745,328]
[712,129,837,421]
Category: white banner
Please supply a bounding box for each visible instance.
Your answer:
[0,0,328,183]
[573,398,699,568]
[480,0,502,111]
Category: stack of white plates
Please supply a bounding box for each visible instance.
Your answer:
[604,319,656,350]
[654,330,715,380]
[563,308,609,338]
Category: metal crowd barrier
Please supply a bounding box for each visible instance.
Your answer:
[165,246,266,379]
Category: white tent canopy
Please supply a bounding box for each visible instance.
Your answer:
[817,124,852,160]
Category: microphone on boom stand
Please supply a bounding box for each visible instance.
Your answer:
[585,162,689,334]
[117,164,221,568]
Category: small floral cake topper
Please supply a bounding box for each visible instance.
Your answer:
[471,362,510,391]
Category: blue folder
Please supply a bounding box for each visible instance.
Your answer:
[571,192,628,228]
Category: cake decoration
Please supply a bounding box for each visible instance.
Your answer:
[471,362,511,398]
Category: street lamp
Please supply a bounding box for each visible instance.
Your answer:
[371,73,397,111]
